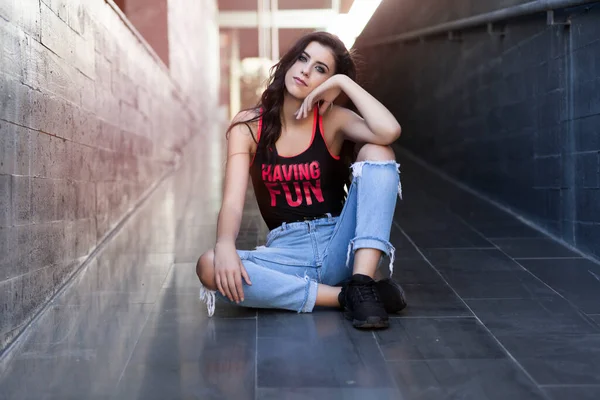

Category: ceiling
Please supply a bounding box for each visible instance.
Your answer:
[218,0,356,59]
[218,0,354,12]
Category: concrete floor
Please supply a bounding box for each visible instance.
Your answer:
[1,130,600,400]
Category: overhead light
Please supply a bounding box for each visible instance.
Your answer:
[326,0,382,49]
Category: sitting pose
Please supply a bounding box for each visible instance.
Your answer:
[196,31,406,329]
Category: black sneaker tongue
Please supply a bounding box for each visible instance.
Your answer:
[351,274,375,284]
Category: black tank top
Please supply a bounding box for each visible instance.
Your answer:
[250,109,347,230]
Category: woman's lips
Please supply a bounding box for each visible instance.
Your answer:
[294,77,307,86]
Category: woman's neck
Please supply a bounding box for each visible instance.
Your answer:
[281,91,308,128]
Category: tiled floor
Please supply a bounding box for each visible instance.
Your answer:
[1,128,600,399]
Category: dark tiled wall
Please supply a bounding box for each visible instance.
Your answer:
[361,0,533,40]
[357,2,600,258]
[0,0,218,351]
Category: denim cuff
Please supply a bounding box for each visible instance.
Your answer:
[300,277,318,313]
[346,236,397,275]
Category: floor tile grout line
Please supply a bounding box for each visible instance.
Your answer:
[371,330,403,395]
[397,147,600,266]
[115,263,176,387]
[384,357,543,365]
[443,211,599,326]
[371,331,385,360]
[512,257,586,260]
[461,297,563,301]
[410,247,498,250]
[388,315,478,319]
[393,221,549,396]
[114,304,158,388]
[486,236,546,239]
[397,184,499,248]
[540,384,600,388]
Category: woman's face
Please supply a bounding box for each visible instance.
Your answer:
[284,41,336,99]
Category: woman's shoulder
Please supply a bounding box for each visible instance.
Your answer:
[325,104,357,120]
[229,108,261,140]
[232,107,261,124]
[322,104,354,134]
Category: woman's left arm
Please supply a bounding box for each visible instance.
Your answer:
[335,75,401,145]
[297,74,401,145]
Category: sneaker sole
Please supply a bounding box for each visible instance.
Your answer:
[344,312,389,329]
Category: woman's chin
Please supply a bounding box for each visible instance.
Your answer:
[284,86,307,101]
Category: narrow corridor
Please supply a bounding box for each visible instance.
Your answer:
[2,0,600,399]
[1,127,599,399]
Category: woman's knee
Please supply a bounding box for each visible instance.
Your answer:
[356,144,396,162]
[196,249,217,290]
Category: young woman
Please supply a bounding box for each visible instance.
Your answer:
[196,31,406,329]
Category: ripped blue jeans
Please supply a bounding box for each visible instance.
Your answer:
[199,161,402,316]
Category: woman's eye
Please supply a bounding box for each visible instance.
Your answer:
[299,55,307,62]
[316,66,325,73]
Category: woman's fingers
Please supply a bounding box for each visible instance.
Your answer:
[220,272,234,302]
[226,272,239,303]
[295,103,303,119]
[304,98,310,118]
[301,96,307,118]
[215,273,224,297]
[234,272,244,302]
[226,275,236,302]
[296,95,322,120]
[216,270,247,303]
[240,264,252,286]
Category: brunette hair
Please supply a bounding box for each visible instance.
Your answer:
[227,31,359,172]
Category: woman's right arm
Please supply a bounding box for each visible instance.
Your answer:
[214,110,257,304]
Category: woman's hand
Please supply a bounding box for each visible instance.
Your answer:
[295,75,346,119]
[214,241,252,303]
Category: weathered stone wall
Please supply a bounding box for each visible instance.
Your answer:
[0,0,218,351]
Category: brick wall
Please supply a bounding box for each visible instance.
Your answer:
[0,0,218,351]
[356,1,600,258]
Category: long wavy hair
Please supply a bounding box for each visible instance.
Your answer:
[227,31,359,175]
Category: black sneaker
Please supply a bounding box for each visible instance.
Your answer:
[375,278,407,314]
[338,277,408,315]
[338,274,389,329]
